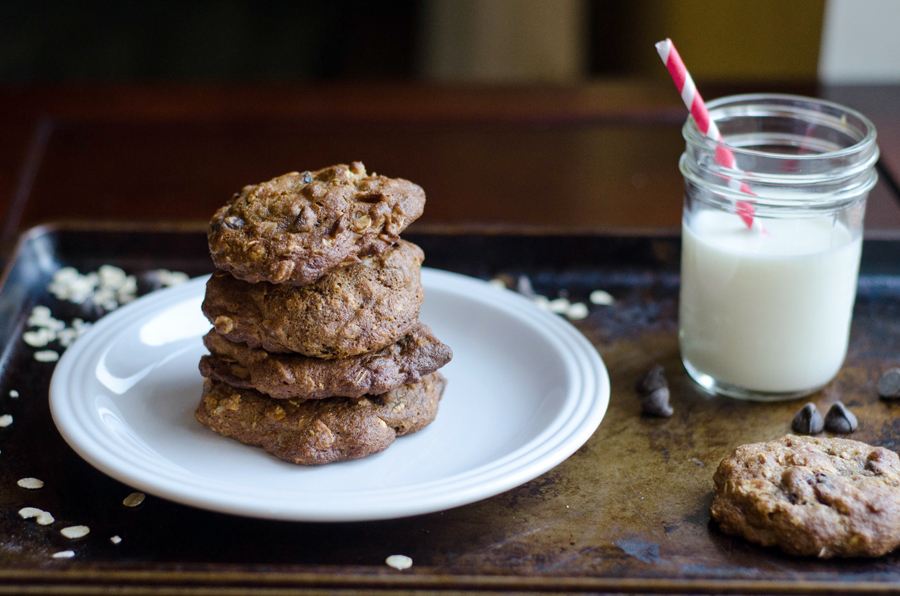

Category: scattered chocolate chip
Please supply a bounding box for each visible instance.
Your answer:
[791,403,824,435]
[878,368,900,400]
[641,386,673,418]
[824,401,858,434]
[637,365,667,395]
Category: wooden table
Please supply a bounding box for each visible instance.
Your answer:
[1,83,900,595]
[1,82,899,249]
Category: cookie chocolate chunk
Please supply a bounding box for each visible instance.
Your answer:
[208,163,425,285]
[199,323,452,400]
[195,373,446,465]
[711,435,900,558]
[202,240,424,358]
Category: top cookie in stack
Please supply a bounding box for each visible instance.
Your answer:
[207,161,426,285]
[195,163,452,465]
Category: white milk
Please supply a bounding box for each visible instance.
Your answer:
[679,210,862,394]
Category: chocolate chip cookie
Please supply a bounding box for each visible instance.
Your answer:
[195,373,446,465]
[199,323,452,400]
[208,162,425,285]
[202,240,424,358]
[711,435,900,558]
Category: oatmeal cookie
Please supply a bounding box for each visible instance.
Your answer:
[202,240,424,358]
[199,323,452,400]
[711,435,900,558]
[195,373,446,465]
[208,162,425,285]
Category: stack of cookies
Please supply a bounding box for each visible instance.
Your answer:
[194,162,452,465]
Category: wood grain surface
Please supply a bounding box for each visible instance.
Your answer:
[1,82,898,255]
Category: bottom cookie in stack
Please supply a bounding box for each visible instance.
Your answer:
[195,373,446,465]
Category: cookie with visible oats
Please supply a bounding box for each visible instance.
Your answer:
[208,162,425,285]
[199,323,452,400]
[711,435,900,558]
[194,373,446,465]
[202,240,424,358]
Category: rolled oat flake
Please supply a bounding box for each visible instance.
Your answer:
[61,525,90,539]
[17,477,44,489]
[123,492,145,507]
[824,401,858,434]
[51,550,74,559]
[791,403,824,435]
[878,368,900,399]
[385,554,413,570]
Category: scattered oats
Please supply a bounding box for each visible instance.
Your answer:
[48,265,142,311]
[488,278,506,290]
[589,290,615,305]
[385,554,413,570]
[548,297,571,314]
[157,269,189,287]
[48,268,98,304]
[92,287,117,311]
[0,414,12,427]
[123,492,145,507]
[565,302,589,320]
[51,550,74,559]
[61,525,90,539]
[98,265,127,289]
[23,327,54,347]
[17,477,44,489]
[515,275,535,298]
[9,390,18,398]
[34,350,60,363]
[110,535,122,544]
[55,328,78,347]
[28,305,52,322]
[19,507,54,525]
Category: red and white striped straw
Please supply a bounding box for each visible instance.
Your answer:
[655,38,757,229]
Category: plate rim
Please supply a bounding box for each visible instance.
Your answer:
[50,268,610,521]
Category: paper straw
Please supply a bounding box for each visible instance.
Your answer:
[655,38,757,229]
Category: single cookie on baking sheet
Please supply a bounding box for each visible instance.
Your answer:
[208,162,425,285]
[199,322,452,400]
[711,435,900,558]
[194,373,446,465]
[202,240,424,358]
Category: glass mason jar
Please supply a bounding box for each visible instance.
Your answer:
[678,94,879,401]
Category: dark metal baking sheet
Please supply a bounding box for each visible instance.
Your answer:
[1,223,900,595]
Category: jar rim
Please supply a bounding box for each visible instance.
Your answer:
[683,93,878,161]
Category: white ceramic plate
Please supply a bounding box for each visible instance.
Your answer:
[50,268,609,521]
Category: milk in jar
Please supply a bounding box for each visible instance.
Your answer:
[677,94,878,400]
[679,211,862,394]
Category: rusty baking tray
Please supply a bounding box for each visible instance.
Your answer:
[2,222,900,595]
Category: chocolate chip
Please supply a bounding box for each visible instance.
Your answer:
[791,402,824,434]
[637,365,667,395]
[824,401,857,434]
[641,386,673,418]
[878,368,900,399]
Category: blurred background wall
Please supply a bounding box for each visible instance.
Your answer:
[0,0,897,84]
